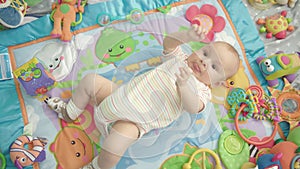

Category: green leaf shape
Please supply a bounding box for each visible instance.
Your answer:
[218,130,249,169]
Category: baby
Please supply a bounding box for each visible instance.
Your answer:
[45,24,240,169]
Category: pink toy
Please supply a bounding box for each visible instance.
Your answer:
[185,4,225,42]
[256,10,294,39]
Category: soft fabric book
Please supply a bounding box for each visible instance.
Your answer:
[13,57,55,96]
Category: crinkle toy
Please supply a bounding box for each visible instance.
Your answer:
[256,10,294,39]
[185,4,225,43]
[256,51,300,88]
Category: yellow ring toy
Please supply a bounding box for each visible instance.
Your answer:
[182,148,222,169]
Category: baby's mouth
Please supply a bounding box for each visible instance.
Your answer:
[192,63,201,73]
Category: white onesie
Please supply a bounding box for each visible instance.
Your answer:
[94,47,211,137]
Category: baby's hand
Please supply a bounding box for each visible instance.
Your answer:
[175,67,193,86]
[188,24,207,41]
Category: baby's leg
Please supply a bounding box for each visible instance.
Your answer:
[45,73,117,122]
[72,73,117,108]
[82,120,140,169]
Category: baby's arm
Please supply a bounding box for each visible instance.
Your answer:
[176,67,205,114]
[163,24,207,53]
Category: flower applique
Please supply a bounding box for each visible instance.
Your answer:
[185,4,226,42]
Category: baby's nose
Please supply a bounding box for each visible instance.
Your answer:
[200,59,207,68]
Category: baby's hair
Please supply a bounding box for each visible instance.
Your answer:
[214,41,240,78]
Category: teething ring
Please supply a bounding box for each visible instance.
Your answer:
[0,151,6,169]
[182,148,222,169]
[10,135,46,168]
[230,98,254,121]
[234,104,278,146]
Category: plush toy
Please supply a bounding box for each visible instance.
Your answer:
[256,11,294,39]
[10,135,47,169]
[50,0,85,42]
[248,0,298,10]
[271,0,298,7]
[256,153,283,169]
[256,51,300,88]
[269,141,299,169]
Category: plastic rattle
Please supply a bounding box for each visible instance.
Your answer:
[234,104,278,146]
[227,88,256,121]
[97,8,144,26]
[182,148,222,169]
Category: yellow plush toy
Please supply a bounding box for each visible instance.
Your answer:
[50,0,85,41]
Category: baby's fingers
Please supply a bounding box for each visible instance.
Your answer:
[192,24,207,40]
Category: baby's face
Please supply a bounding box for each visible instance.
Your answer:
[186,43,238,86]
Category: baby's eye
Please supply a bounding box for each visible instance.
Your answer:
[49,64,53,68]
[119,44,124,49]
[55,58,59,61]
[108,48,112,52]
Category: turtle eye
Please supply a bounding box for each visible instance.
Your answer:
[264,59,271,66]
[267,65,274,72]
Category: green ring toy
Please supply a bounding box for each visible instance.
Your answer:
[96,8,144,26]
[0,152,6,169]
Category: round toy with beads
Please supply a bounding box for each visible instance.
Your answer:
[256,10,294,39]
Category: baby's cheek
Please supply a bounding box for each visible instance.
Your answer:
[125,47,132,52]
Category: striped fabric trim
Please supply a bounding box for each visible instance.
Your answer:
[10,148,36,161]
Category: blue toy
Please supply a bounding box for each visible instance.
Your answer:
[256,51,300,88]
[257,153,283,169]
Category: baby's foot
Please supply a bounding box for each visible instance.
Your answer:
[44,97,74,123]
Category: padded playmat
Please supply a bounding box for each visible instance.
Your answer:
[1,0,300,168]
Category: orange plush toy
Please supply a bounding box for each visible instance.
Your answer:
[50,0,84,42]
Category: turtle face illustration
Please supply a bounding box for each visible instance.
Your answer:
[95,28,136,64]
